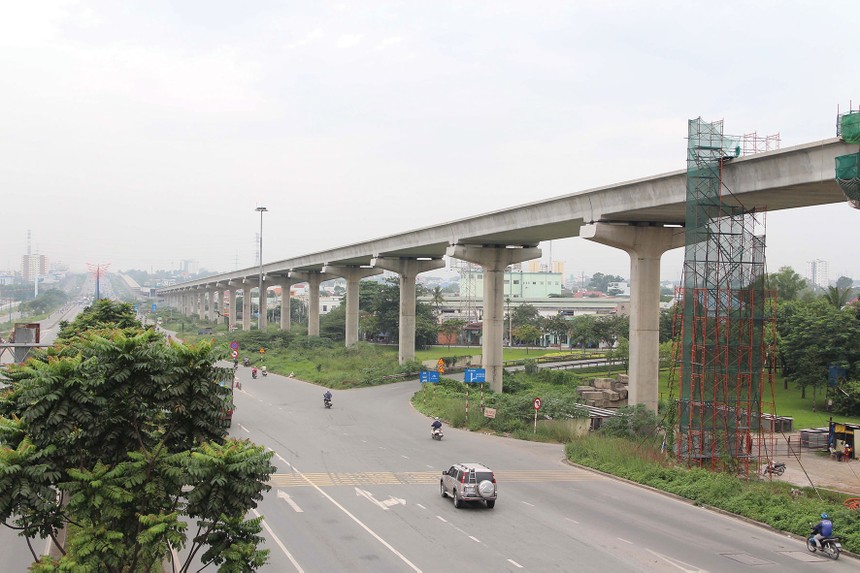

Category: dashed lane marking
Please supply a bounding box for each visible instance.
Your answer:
[269,469,604,488]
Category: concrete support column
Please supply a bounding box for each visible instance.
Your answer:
[289,271,337,337]
[372,257,445,363]
[206,290,216,322]
[278,280,298,331]
[228,288,237,331]
[581,223,684,413]
[259,282,268,330]
[323,266,383,346]
[242,287,252,331]
[446,245,541,392]
[212,290,221,324]
[185,293,193,317]
[196,290,205,318]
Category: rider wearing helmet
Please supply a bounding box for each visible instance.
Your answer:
[811,513,833,549]
[431,417,443,433]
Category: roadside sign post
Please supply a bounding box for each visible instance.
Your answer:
[533,397,542,434]
[464,368,486,416]
[419,371,439,405]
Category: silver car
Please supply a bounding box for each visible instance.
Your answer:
[440,462,497,508]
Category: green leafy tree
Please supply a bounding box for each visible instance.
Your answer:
[587,273,625,293]
[0,307,275,571]
[767,266,807,301]
[511,304,541,329]
[57,298,141,340]
[832,380,860,416]
[568,314,600,351]
[430,286,446,317]
[438,318,466,348]
[512,324,541,351]
[835,275,854,290]
[19,288,69,315]
[543,315,571,347]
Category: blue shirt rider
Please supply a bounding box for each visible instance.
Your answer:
[324,390,332,402]
[431,418,442,431]
[811,513,833,549]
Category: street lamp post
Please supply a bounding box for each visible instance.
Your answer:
[255,206,268,330]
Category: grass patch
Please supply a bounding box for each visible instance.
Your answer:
[566,434,860,553]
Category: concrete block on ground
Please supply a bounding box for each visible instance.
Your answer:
[593,378,615,389]
[581,391,605,402]
[616,374,629,384]
[576,386,594,395]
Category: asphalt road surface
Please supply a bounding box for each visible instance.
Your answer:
[228,370,857,572]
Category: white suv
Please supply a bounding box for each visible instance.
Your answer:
[440,462,497,508]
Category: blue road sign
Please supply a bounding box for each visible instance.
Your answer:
[464,368,486,383]
[420,371,440,384]
[133,304,139,313]
[151,303,157,312]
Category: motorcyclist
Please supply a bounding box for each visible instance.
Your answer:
[323,389,332,406]
[810,513,834,549]
[431,417,443,435]
[243,357,250,367]
[261,365,268,376]
[251,366,258,379]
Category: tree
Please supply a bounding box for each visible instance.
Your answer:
[511,304,541,329]
[512,324,541,351]
[57,298,141,340]
[430,286,446,317]
[0,306,275,571]
[822,285,852,309]
[568,314,600,351]
[587,273,625,293]
[437,319,466,348]
[768,266,807,301]
[836,275,854,290]
[543,315,570,347]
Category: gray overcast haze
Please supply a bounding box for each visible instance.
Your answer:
[2,1,859,283]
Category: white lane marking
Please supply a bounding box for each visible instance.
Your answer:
[426,465,433,469]
[401,455,410,459]
[238,424,250,433]
[362,440,368,443]
[469,536,481,543]
[378,446,385,449]
[507,559,523,568]
[277,490,304,512]
[416,503,426,510]
[251,508,304,572]
[290,465,421,572]
[275,454,292,468]
[354,488,406,510]
[566,517,579,524]
[436,516,448,523]
[645,549,705,572]
[618,537,633,544]
[521,501,535,507]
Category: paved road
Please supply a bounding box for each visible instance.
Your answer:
[226,369,856,572]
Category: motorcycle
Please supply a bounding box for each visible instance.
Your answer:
[807,533,841,560]
[261,368,268,377]
[324,397,332,409]
[243,357,250,367]
[763,461,786,476]
[251,368,258,379]
[431,427,444,441]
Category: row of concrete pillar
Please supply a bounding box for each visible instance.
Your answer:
[164,224,683,412]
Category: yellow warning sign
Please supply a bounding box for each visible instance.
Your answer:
[436,358,445,373]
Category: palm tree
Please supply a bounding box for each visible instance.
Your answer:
[431,286,445,317]
[822,286,852,309]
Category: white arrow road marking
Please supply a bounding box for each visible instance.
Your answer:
[277,489,304,512]
[645,549,707,572]
[354,488,405,510]
[238,424,250,433]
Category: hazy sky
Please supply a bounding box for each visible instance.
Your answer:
[3,1,859,282]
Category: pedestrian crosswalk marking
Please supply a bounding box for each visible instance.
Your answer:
[269,470,603,488]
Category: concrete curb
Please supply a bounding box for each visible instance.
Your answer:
[562,458,859,561]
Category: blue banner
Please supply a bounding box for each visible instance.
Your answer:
[464,368,486,383]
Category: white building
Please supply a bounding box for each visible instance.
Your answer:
[806,259,829,289]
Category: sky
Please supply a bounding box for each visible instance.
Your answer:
[2,1,859,284]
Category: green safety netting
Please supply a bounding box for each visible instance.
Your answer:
[840,112,860,144]
[835,152,860,203]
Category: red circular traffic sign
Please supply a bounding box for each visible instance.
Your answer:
[231,350,239,358]
[230,341,239,351]
[533,397,542,411]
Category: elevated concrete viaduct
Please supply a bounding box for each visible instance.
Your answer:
[159,138,856,409]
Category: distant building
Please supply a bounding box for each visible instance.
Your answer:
[807,259,829,289]
[180,259,200,275]
[21,254,48,283]
[461,270,563,299]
